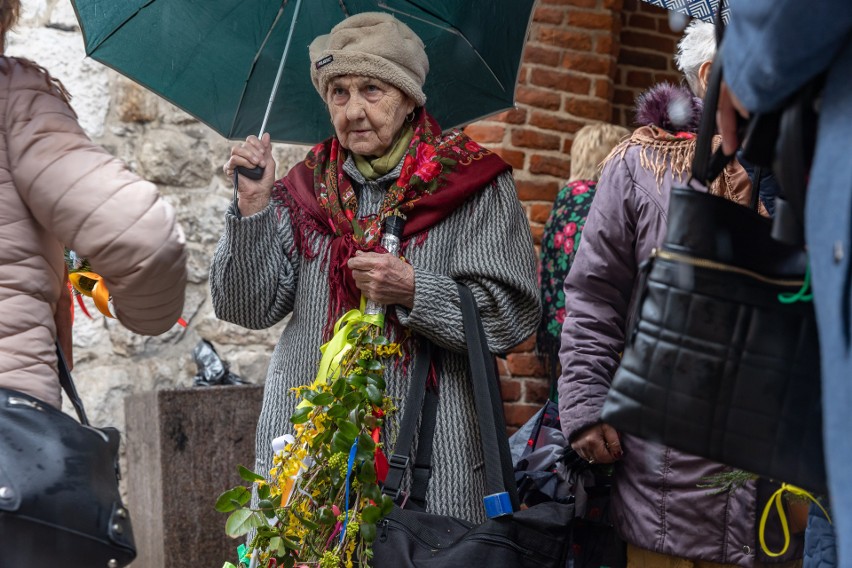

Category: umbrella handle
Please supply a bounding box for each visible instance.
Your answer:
[236,165,264,180]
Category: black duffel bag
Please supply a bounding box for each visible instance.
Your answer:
[372,284,574,567]
[601,54,826,494]
[0,347,137,567]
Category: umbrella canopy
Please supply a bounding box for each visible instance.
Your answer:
[641,0,729,23]
[71,0,536,145]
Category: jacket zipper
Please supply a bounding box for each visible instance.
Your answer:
[652,249,806,288]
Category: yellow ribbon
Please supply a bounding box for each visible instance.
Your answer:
[297,298,383,408]
[759,483,831,557]
[68,271,113,318]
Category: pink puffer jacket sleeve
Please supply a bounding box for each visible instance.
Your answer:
[7,60,187,335]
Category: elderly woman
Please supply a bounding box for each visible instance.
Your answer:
[211,12,538,522]
[557,21,803,568]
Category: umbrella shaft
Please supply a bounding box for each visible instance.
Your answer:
[259,0,303,137]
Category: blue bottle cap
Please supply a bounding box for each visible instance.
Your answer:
[483,491,513,518]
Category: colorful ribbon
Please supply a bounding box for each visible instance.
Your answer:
[68,270,188,327]
[759,483,830,557]
[340,438,360,545]
[68,271,113,318]
[778,264,813,304]
[297,299,383,410]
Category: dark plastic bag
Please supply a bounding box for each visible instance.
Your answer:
[192,339,248,386]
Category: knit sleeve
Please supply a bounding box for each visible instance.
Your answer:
[209,202,301,329]
[396,171,540,354]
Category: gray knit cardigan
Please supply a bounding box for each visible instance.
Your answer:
[210,156,539,523]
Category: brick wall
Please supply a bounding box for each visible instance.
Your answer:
[612,0,683,126]
[465,0,682,431]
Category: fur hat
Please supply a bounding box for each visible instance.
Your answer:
[309,12,429,107]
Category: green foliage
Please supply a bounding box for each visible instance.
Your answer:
[218,318,402,567]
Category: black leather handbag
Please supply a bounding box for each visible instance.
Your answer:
[601,57,826,494]
[372,284,574,567]
[0,347,137,567]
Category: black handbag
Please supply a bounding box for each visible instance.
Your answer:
[601,54,826,494]
[0,346,137,567]
[372,284,574,567]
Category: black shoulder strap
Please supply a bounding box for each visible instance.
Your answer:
[456,284,519,510]
[383,285,520,512]
[56,343,89,426]
[382,341,432,502]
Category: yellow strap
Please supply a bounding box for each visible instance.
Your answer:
[297,298,383,409]
[759,483,831,557]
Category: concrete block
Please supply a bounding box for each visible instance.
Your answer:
[125,386,264,568]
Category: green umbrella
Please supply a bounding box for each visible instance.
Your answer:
[71,0,537,145]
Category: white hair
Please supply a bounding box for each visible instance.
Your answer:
[674,20,717,95]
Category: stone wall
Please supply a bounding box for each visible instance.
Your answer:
[12,0,684,449]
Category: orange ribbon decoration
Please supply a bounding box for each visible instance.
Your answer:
[68,270,187,327]
[68,271,112,318]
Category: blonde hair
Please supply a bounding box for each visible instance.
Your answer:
[0,0,21,50]
[569,122,631,182]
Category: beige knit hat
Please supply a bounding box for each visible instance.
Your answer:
[309,12,429,107]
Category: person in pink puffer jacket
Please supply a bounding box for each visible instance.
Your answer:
[0,1,187,409]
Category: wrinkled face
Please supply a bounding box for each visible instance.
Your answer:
[326,75,415,157]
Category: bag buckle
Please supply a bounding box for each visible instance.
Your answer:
[387,454,410,470]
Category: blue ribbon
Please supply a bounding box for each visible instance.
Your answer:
[340,438,359,544]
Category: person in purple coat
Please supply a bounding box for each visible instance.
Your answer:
[557,21,802,567]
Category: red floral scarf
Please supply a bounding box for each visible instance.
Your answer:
[273,108,510,334]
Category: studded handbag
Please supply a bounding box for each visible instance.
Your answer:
[0,346,137,567]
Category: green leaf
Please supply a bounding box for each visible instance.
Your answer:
[332,431,354,453]
[364,359,383,371]
[347,373,368,388]
[257,483,270,501]
[360,522,377,543]
[311,392,334,406]
[336,420,360,440]
[290,406,312,425]
[358,432,376,453]
[372,335,389,346]
[342,390,363,409]
[367,374,386,390]
[326,404,349,419]
[357,460,376,484]
[356,358,373,369]
[361,504,382,524]
[380,494,395,516]
[365,384,383,405]
[347,329,362,341]
[293,510,320,531]
[331,377,347,398]
[281,536,300,550]
[363,483,381,502]
[258,499,276,518]
[214,486,251,513]
[238,465,265,483]
[225,508,265,538]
